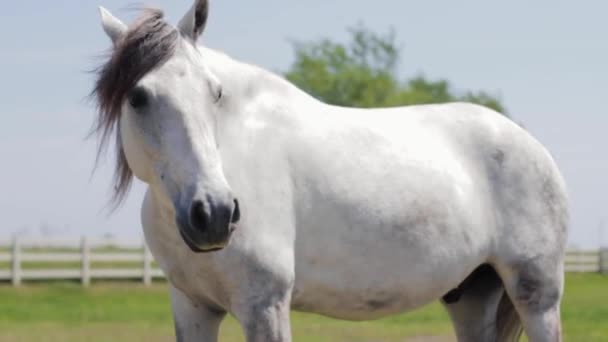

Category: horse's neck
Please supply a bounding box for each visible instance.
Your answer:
[199,46,317,118]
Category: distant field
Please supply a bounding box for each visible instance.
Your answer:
[0,273,606,341]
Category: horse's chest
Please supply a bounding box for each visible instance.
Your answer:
[145,229,228,306]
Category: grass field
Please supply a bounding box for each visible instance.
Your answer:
[0,273,605,341]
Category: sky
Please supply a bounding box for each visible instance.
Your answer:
[0,0,606,247]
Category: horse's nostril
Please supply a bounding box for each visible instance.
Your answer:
[190,200,209,231]
[231,199,241,224]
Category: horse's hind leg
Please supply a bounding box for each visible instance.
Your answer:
[442,264,507,341]
[496,257,564,342]
[169,285,226,342]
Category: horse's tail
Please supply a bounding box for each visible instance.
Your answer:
[496,290,523,342]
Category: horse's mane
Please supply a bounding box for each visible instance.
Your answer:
[91,9,179,205]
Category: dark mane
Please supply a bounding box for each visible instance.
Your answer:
[92,9,179,205]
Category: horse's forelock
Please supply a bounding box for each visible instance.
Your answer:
[92,8,179,205]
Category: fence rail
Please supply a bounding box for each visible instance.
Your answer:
[565,249,608,273]
[0,237,165,286]
[0,237,606,286]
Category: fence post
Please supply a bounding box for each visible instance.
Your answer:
[600,248,608,275]
[576,249,586,273]
[143,242,152,286]
[11,236,21,287]
[81,237,90,286]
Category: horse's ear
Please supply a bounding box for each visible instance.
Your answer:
[99,6,127,45]
[178,0,209,42]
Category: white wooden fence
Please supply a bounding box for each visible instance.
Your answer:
[565,249,608,273]
[0,237,606,286]
[0,237,165,286]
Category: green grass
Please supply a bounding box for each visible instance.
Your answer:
[560,273,608,340]
[0,274,605,341]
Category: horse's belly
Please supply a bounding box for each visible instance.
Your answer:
[290,214,491,320]
[290,244,478,320]
[290,178,491,320]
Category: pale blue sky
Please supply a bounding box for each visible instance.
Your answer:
[0,0,605,247]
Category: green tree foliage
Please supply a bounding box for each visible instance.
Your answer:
[285,26,506,114]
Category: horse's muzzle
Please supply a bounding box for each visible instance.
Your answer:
[175,196,240,253]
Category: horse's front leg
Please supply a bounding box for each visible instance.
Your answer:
[232,281,293,342]
[235,296,292,342]
[169,285,225,342]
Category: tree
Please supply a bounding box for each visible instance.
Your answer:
[285,25,506,114]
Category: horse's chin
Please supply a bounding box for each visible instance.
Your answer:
[196,247,225,254]
[178,228,229,254]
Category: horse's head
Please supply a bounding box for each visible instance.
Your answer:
[94,0,239,253]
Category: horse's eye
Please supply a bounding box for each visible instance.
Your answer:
[128,87,148,109]
[214,87,223,103]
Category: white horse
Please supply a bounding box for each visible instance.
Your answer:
[93,2,568,341]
